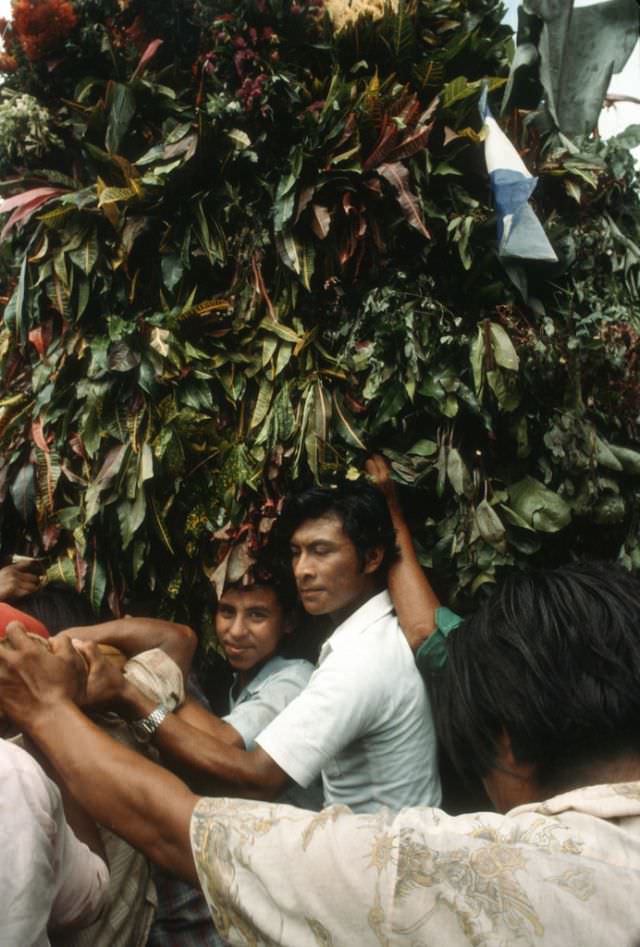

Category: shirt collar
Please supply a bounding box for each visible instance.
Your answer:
[229,654,289,707]
[319,589,393,660]
[510,781,640,821]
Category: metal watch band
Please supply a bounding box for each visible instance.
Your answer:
[130,700,175,745]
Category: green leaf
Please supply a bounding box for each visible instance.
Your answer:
[408,439,438,457]
[88,554,107,612]
[161,254,184,292]
[98,186,136,207]
[447,448,472,497]
[10,463,36,522]
[68,230,98,275]
[106,83,136,153]
[470,327,485,394]
[489,323,519,372]
[475,499,506,548]
[609,444,640,475]
[508,476,571,533]
[250,377,274,430]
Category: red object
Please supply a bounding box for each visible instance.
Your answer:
[0,603,49,640]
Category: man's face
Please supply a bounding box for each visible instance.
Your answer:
[216,586,286,676]
[290,513,381,621]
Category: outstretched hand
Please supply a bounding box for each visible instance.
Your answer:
[0,622,88,729]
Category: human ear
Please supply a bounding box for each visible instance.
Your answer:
[363,545,384,575]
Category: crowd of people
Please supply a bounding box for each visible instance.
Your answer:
[0,455,639,946]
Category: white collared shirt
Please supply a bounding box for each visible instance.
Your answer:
[224,654,323,811]
[223,655,315,751]
[256,590,441,812]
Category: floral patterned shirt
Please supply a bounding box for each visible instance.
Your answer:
[190,781,640,946]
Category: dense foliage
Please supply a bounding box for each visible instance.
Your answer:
[0,0,639,634]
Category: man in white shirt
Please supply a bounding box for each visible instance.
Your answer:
[255,481,440,810]
[0,739,109,947]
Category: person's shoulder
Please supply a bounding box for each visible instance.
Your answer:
[0,739,59,812]
[261,656,315,686]
[0,737,42,774]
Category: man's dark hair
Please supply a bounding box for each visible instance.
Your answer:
[277,480,399,578]
[17,582,99,635]
[436,561,640,793]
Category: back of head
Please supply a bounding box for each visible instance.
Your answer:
[437,561,640,793]
[277,479,398,578]
[18,582,99,635]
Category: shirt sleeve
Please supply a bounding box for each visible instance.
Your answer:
[255,650,382,788]
[123,647,185,707]
[49,812,110,931]
[415,606,463,674]
[190,797,397,947]
[223,661,314,751]
[0,742,109,943]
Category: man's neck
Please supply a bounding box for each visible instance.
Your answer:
[329,585,382,629]
[547,752,640,798]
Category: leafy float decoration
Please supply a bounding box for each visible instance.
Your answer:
[0,0,638,636]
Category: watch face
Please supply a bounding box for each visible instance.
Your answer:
[130,704,171,744]
[130,719,153,744]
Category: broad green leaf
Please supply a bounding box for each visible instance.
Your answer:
[489,323,519,372]
[408,439,438,457]
[68,230,98,275]
[609,444,640,475]
[508,476,571,533]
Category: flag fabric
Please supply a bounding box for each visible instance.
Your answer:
[479,85,558,262]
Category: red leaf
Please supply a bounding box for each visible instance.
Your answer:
[28,327,46,356]
[0,186,64,213]
[0,187,66,241]
[132,38,163,79]
[31,418,49,453]
[378,162,431,240]
[42,524,60,551]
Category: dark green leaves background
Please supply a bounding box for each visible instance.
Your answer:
[0,0,639,632]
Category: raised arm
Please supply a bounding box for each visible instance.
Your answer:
[366,454,441,652]
[59,616,197,680]
[72,639,290,799]
[0,625,200,884]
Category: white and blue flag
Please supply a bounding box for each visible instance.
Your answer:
[479,86,557,262]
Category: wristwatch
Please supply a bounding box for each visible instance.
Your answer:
[129,693,179,745]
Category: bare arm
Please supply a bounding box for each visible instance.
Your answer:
[117,674,288,799]
[366,454,441,652]
[74,641,289,799]
[0,626,199,884]
[59,617,197,680]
